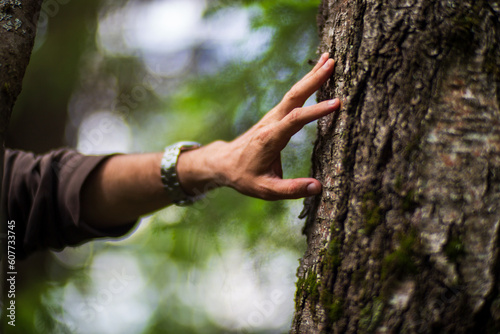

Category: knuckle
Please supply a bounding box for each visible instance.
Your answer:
[285,181,302,196]
[287,108,302,125]
[256,184,276,201]
[310,71,324,88]
[255,127,273,144]
[285,88,300,103]
[261,180,288,201]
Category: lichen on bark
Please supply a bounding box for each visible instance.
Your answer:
[0,0,42,135]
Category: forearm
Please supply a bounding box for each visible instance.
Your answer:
[81,152,171,228]
[81,143,225,229]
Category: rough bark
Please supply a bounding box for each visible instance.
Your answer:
[0,0,42,328]
[293,0,500,333]
[0,0,42,139]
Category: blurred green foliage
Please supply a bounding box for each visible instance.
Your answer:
[10,0,322,333]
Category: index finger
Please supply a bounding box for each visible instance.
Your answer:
[276,58,335,119]
[306,52,330,78]
[269,98,341,151]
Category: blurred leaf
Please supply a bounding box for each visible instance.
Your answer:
[22,0,322,332]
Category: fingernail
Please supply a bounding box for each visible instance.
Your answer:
[323,59,332,69]
[307,183,321,195]
[328,98,340,107]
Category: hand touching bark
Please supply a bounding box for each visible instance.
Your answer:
[177,53,340,200]
[82,54,340,227]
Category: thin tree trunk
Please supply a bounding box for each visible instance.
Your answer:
[0,0,42,138]
[0,0,42,330]
[293,0,500,333]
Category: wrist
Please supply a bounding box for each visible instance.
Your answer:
[176,140,229,196]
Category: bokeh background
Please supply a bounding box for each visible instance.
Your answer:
[7,0,321,332]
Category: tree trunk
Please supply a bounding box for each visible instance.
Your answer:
[292,0,500,333]
[0,0,42,142]
[0,0,42,329]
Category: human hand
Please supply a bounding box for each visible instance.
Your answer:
[80,54,338,228]
[177,53,340,200]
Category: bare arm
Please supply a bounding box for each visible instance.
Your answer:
[81,152,169,227]
[81,54,340,228]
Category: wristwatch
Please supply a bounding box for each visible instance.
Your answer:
[160,141,202,206]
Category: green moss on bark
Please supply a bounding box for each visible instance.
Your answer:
[362,192,382,235]
[320,289,344,324]
[324,236,342,271]
[444,236,465,262]
[359,297,385,333]
[296,271,319,298]
[295,270,320,315]
[381,231,419,280]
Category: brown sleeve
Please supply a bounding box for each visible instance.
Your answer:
[2,148,137,259]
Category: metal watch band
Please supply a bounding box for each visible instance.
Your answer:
[160,141,202,206]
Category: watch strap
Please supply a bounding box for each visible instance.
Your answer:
[160,141,202,206]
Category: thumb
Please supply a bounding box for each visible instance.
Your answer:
[264,178,322,200]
